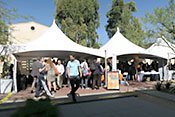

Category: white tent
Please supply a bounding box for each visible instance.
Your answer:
[14,21,104,59]
[146,38,175,59]
[11,21,104,93]
[100,28,145,58]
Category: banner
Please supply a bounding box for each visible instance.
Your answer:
[107,71,120,90]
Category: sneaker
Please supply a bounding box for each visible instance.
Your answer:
[34,95,40,100]
[34,95,38,97]
[75,93,80,96]
[47,93,54,98]
[50,95,54,98]
[96,87,100,90]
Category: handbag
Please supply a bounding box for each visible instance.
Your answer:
[54,65,59,76]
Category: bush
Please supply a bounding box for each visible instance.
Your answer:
[11,98,59,117]
[165,82,171,89]
[155,82,161,91]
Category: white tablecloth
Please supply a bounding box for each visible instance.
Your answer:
[138,71,160,82]
[0,79,12,93]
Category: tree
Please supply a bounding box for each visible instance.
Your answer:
[0,0,30,45]
[55,0,100,48]
[142,0,175,42]
[0,1,13,45]
[106,0,145,47]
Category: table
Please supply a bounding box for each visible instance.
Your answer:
[138,71,160,82]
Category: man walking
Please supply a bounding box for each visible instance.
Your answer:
[67,55,82,102]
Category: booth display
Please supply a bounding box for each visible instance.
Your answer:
[107,71,120,90]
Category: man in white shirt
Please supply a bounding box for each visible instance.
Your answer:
[56,59,65,89]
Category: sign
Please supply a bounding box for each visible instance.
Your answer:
[107,71,120,90]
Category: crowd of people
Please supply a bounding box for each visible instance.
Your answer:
[29,54,167,101]
[1,53,170,100]
[30,55,104,102]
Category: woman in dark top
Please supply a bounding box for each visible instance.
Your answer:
[92,59,103,90]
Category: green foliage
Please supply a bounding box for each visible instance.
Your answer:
[0,0,32,45]
[11,98,59,117]
[0,19,9,45]
[106,0,145,47]
[0,0,16,45]
[142,0,175,42]
[55,0,100,48]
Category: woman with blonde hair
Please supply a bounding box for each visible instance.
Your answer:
[45,58,57,93]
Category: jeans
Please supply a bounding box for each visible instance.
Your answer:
[57,75,63,88]
[69,76,80,94]
[81,75,90,88]
[31,76,37,91]
[35,75,52,97]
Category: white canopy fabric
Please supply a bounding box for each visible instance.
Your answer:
[100,28,145,58]
[13,21,104,59]
[146,38,175,59]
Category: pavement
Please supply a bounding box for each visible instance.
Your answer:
[0,81,156,104]
[1,81,175,117]
[58,96,175,117]
[137,90,175,102]
[1,92,175,117]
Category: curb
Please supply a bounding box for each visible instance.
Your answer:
[0,92,137,111]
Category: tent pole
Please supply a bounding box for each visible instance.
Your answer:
[13,57,17,93]
[112,54,117,71]
[105,50,108,88]
[116,55,117,70]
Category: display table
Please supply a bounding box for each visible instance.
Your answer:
[0,79,12,94]
[168,70,175,80]
[138,71,160,82]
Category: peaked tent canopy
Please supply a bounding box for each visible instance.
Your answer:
[13,21,104,59]
[146,38,175,59]
[100,28,145,58]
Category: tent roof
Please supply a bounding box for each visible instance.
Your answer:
[146,38,175,59]
[100,28,145,58]
[14,21,104,59]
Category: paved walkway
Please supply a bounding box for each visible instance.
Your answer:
[0,81,156,104]
[1,92,175,117]
[1,87,175,117]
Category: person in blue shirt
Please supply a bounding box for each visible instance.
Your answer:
[67,55,82,102]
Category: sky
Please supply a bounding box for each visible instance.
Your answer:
[6,0,170,45]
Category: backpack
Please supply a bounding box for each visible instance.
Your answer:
[82,64,88,76]
[54,65,59,76]
[90,63,96,71]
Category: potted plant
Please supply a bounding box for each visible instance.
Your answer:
[155,81,162,91]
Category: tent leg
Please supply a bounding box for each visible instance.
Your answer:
[13,58,17,93]
[104,50,108,88]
